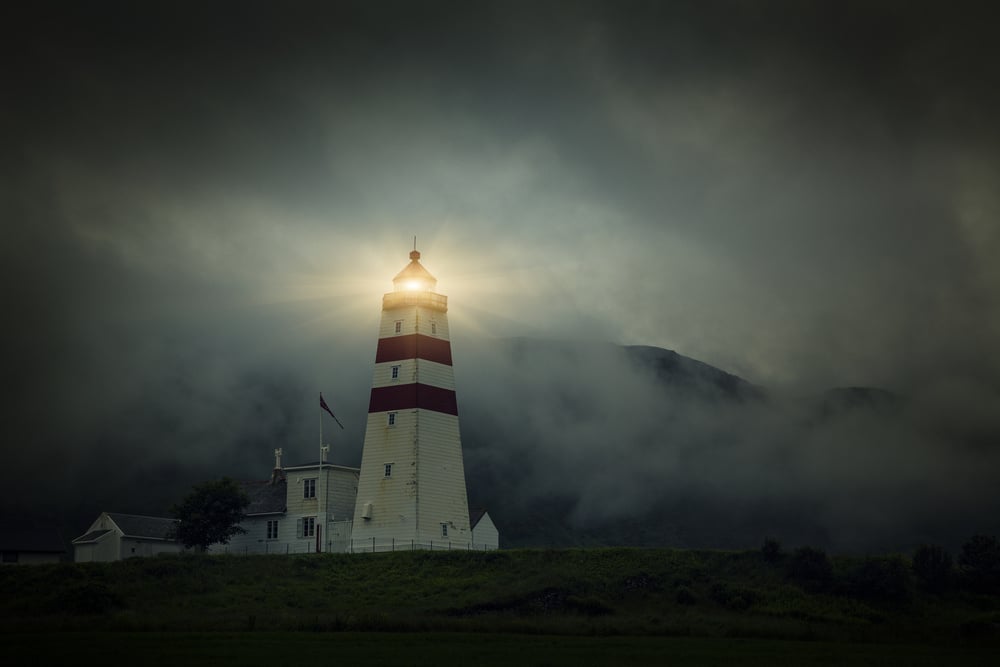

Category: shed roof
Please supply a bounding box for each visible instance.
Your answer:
[107,513,178,540]
[72,529,113,544]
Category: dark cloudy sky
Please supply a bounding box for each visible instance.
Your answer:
[4,1,999,547]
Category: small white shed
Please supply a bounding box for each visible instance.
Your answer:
[73,512,183,562]
[470,508,499,550]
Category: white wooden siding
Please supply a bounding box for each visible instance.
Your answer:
[471,512,500,550]
[220,466,360,554]
[371,359,455,390]
[351,409,420,541]
[74,534,118,562]
[377,304,451,340]
[352,409,471,546]
[119,539,183,559]
[74,513,122,562]
[411,410,471,544]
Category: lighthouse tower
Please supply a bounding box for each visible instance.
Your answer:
[351,247,472,550]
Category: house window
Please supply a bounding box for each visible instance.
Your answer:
[441,523,448,538]
[299,517,315,538]
[267,520,279,540]
[394,320,402,334]
[387,412,396,426]
[391,365,400,380]
[384,463,392,478]
[431,322,437,335]
[303,478,316,499]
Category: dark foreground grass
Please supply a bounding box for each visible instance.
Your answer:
[4,548,999,645]
[2,632,997,667]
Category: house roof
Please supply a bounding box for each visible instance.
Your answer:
[107,513,178,540]
[1,525,66,552]
[72,529,113,544]
[240,479,287,515]
[283,461,360,473]
[469,508,488,530]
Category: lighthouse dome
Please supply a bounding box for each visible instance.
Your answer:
[392,250,438,292]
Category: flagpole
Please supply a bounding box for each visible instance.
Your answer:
[318,393,323,553]
[318,393,343,552]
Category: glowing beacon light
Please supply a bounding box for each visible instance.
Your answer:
[392,249,437,293]
[382,248,448,312]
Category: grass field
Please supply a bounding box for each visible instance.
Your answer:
[2,546,998,664]
[2,632,998,667]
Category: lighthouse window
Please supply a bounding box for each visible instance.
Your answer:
[394,320,402,334]
[441,523,448,537]
[303,478,316,499]
[384,463,392,478]
[431,322,437,334]
[387,412,397,426]
[391,365,400,380]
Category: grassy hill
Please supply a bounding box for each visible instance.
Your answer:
[3,547,998,644]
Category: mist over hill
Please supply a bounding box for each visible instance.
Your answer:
[456,337,999,553]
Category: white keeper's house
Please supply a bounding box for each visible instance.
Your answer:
[73,247,499,561]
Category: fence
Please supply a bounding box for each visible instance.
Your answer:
[347,537,497,553]
[213,537,496,556]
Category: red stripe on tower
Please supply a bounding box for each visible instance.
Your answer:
[368,383,458,416]
[375,334,452,366]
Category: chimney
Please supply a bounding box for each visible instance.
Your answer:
[271,448,284,484]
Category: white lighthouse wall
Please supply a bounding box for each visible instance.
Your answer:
[352,409,420,544]
[352,409,471,550]
[413,410,471,544]
[378,305,449,338]
[372,359,455,390]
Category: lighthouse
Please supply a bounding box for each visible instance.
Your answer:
[350,247,473,550]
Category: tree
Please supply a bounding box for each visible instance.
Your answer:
[958,534,1000,594]
[761,537,782,564]
[912,544,952,593]
[170,477,249,551]
[786,546,833,592]
[845,556,911,603]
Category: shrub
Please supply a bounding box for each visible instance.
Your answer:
[761,538,782,564]
[912,544,952,593]
[708,582,759,611]
[844,556,911,603]
[56,581,123,615]
[786,546,833,592]
[958,534,1000,594]
[675,587,696,605]
[567,595,614,616]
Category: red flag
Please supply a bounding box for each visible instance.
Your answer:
[320,393,344,429]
